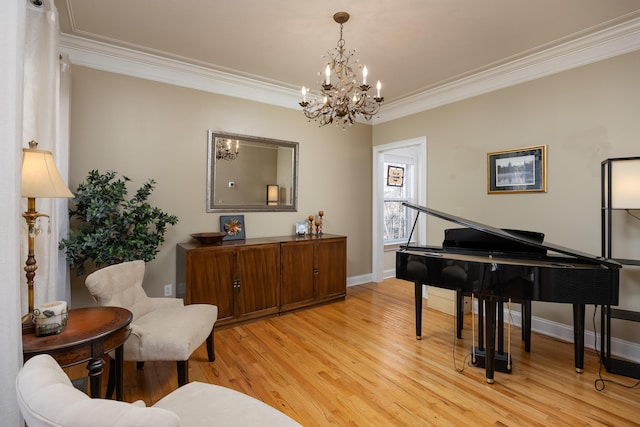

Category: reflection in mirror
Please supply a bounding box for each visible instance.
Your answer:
[207,131,299,212]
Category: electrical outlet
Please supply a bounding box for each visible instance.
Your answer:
[164,284,173,297]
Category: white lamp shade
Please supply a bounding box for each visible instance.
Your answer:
[21,148,73,198]
[611,159,640,209]
[266,184,279,205]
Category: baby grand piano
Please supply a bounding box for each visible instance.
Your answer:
[396,202,620,383]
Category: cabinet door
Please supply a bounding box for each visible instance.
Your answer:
[316,238,347,300]
[281,240,315,311]
[236,243,280,321]
[187,247,236,324]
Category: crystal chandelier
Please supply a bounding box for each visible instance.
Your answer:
[299,12,384,128]
[216,139,239,161]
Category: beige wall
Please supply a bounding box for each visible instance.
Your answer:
[68,51,640,343]
[374,51,640,340]
[68,66,372,307]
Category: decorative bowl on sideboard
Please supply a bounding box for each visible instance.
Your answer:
[190,232,227,245]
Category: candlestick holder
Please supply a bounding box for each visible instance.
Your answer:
[318,210,324,234]
[308,215,314,235]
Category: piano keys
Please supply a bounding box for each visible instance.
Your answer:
[396,202,620,383]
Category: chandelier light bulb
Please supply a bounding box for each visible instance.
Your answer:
[376,80,382,97]
[362,66,368,85]
[301,86,307,102]
[325,65,331,85]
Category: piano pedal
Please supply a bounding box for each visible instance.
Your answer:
[470,347,513,374]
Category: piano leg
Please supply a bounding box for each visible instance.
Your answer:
[477,297,485,350]
[415,282,423,340]
[484,298,497,383]
[498,300,505,354]
[456,290,464,339]
[572,304,585,373]
[522,300,531,353]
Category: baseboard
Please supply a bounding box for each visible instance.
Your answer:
[507,306,640,364]
[383,269,396,280]
[347,273,372,287]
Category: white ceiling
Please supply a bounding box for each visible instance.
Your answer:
[55,0,640,121]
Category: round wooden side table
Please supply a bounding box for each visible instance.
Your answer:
[23,306,132,400]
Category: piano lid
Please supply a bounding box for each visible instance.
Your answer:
[402,202,620,269]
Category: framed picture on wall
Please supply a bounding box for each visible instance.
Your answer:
[220,215,246,240]
[387,166,404,187]
[487,145,547,194]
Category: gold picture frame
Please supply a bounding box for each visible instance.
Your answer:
[487,145,547,194]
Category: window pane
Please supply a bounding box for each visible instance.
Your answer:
[384,201,408,241]
[384,185,405,199]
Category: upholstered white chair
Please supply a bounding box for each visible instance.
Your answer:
[84,260,217,394]
[16,354,302,427]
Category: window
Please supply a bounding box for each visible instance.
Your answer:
[383,159,413,244]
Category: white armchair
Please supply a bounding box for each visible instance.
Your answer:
[16,354,302,427]
[84,260,217,394]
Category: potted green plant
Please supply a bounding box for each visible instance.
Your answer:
[59,170,178,275]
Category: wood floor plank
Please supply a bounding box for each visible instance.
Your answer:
[64,278,640,426]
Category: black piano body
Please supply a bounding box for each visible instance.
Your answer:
[395,202,620,383]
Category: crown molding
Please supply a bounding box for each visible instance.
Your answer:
[60,16,640,124]
[374,17,640,124]
[59,34,299,109]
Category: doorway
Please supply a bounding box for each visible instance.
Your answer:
[372,137,427,282]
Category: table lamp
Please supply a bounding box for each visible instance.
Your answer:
[21,140,73,324]
[266,184,279,206]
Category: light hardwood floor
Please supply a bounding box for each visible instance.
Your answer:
[69,279,640,426]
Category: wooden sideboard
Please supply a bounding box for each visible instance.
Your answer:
[176,234,346,327]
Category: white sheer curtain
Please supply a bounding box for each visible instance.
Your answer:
[21,0,71,312]
[0,1,68,422]
[57,53,72,302]
[1,1,26,424]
